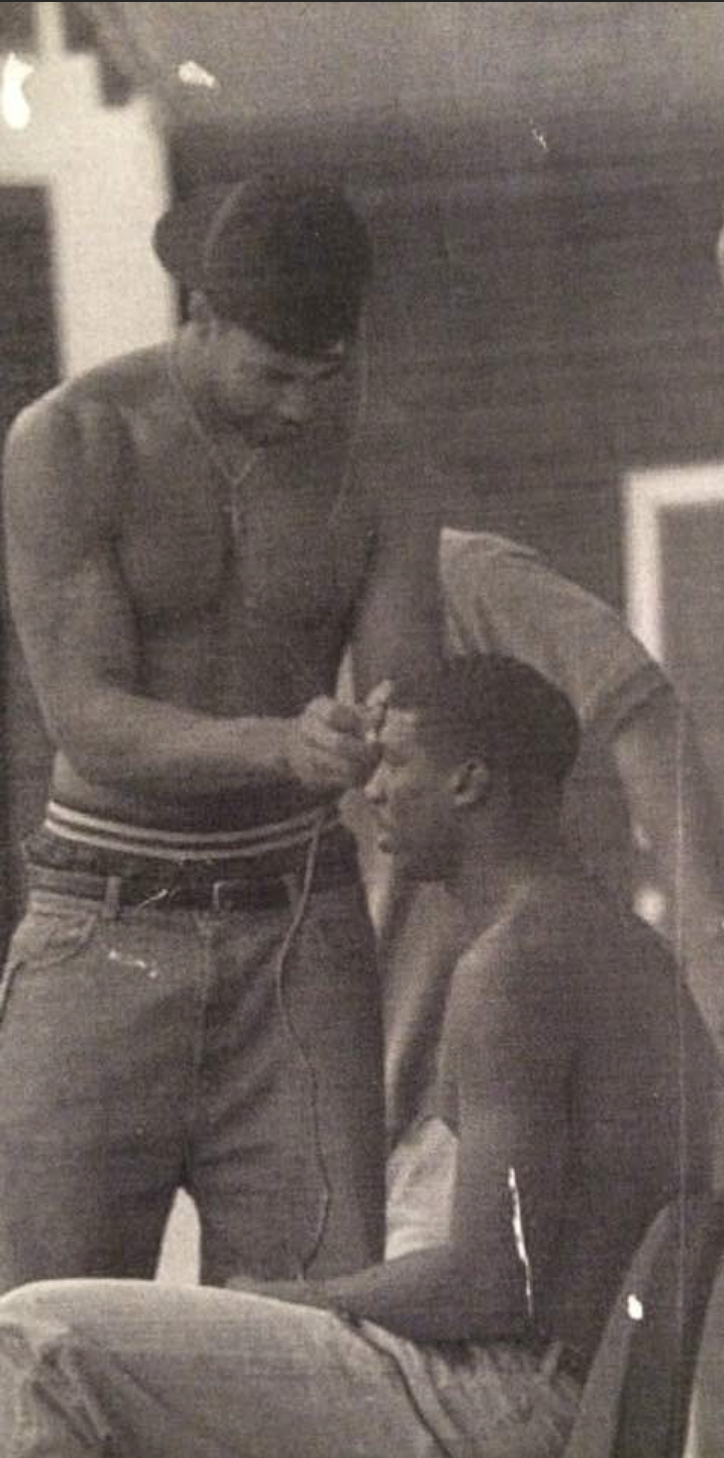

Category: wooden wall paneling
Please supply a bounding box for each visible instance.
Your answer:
[359,160,724,608]
[0,187,57,952]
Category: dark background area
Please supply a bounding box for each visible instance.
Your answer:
[3,2,724,953]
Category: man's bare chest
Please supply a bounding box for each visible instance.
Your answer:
[115,433,368,635]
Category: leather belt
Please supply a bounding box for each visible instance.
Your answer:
[26,861,355,914]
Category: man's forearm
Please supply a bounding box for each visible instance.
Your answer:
[241,1247,527,1346]
[60,685,293,798]
[613,692,724,1049]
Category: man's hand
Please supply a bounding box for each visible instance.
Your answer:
[225,1273,344,1314]
[283,696,378,792]
[360,679,394,747]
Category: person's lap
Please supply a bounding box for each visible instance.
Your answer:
[0,1278,580,1458]
[0,1280,443,1458]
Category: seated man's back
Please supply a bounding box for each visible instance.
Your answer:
[437,863,716,1374]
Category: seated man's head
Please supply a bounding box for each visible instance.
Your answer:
[154,174,372,445]
[364,654,580,884]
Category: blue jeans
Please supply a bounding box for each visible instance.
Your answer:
[0,1279,580,1457]
[0,874,384,1290]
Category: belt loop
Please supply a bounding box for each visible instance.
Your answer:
[102,875,123,921]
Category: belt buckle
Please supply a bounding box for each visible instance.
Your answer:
[211,878,240,913]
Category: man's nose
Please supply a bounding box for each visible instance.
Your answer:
[364,765,386,804]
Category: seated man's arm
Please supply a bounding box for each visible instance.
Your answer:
[613,686,724,1046]
[231,946,571,1344]
[4,402,370,798]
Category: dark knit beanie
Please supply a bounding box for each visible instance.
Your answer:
[153,174,372,359]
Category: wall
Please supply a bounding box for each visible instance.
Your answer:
[0,186,56,934]
[1,1,173,376]
[349,159,724,607]
[90,3,724,185]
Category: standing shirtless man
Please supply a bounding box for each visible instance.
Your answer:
[0,176,437,1291]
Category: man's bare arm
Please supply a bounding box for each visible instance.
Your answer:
[613,687,724,1047]
[228,949,570,1343]
[4,401,371,798]
[349,469,447,702]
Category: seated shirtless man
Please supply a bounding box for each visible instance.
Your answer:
[0,655,714,1458]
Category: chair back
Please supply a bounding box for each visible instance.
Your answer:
[564,1194,724,1458]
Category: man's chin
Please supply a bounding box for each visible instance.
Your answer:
[376,829,407,860]
[376,836,429,881]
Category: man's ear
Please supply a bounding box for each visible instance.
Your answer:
[450,758,490,808]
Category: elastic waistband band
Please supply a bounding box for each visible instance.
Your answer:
[43,800,339,863]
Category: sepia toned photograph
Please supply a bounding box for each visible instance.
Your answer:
[0,3,723,1453]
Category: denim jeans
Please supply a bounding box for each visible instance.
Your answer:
[0,873,384,1291]
[0,1278,581,1457]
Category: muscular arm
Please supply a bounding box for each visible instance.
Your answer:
[4,400,368,798]
[349,465,448,701]
[613,687,724,1046]
[232,943,572,1343]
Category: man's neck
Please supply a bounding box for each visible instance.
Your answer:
[452,826,573,939]
[174,329,213,413]
[171,331,257,459]
[173,329,235,436]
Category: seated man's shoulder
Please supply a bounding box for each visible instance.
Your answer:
[454,870,677,1017]
[533,872,678,993]
[449,876,587,1026]
[450,870,711,1090]
[541,875,710,1074]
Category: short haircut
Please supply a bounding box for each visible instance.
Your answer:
[153,174,372,359]
[393,654,580,793]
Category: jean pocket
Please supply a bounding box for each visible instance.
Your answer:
[3,893,100,979]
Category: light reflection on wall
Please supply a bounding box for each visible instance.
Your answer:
[0,1,174,375]
[1,52,34,131]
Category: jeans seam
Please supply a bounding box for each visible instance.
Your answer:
[185,915,217,1157]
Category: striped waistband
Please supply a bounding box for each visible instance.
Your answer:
[43,799,340,863]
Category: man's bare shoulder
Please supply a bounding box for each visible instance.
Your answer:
[451,869,679,1028]
[445,880,578,1042]
[7,346,167,448]
[3,348,171,533]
